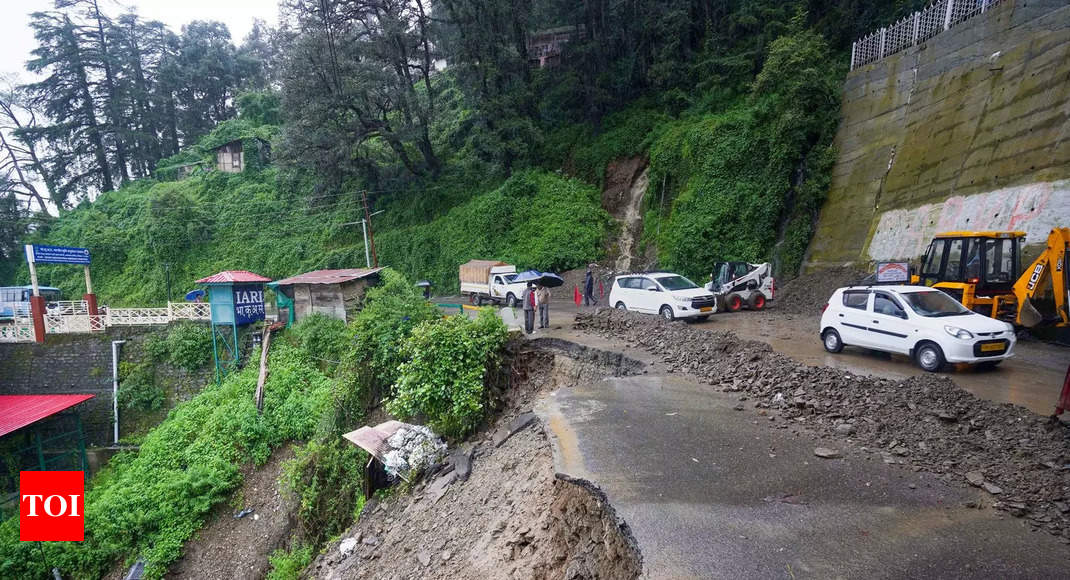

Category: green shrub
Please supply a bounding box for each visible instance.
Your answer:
[118,361,164,411]
[0,321,343,580]
[387,309,509,439]
[164,322,213,372]
[349,268,438,388]
[266,544,314,580]
[289,314,350,374]
[283,438,366,547]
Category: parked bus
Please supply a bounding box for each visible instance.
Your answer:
[0,286,62,319]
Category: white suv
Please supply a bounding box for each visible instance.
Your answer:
[819,285,1016,372]
[609,273,717,321]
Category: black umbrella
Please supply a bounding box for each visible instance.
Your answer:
[414,280,433,287]
[537,273,565,288]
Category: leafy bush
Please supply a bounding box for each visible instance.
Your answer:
[387,309,509,439]
[349,268,438,388]
[283,438,366,547]
[289,314,350,374]
[0,318,343,580]
[118,361,164,411]
[164,322,213,372]
[266,544,314,580]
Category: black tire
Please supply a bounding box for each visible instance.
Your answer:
[615,301,627,311]
[822,328,844,353]
[506,293,517,307]
[659,305,675,321]
[915,342,946,372]
[748,293,767,311]
[476,295,484,306]
[726,294,743,312]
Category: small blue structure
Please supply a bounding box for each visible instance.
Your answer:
[194,270,271,383]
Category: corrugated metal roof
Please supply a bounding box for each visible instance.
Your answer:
[195,270,272,284]
[273,268,383,286]
[0,394,95,438]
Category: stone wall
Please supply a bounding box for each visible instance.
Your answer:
[0,325,212,446]
[808,0,1070,269]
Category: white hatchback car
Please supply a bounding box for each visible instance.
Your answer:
[819,285,1016,372]
[609,273,718,321]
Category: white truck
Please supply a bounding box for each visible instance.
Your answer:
[459,260,529,307]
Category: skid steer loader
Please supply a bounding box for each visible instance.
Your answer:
[705,262,775,312]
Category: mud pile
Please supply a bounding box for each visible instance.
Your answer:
[776,266,869,314]
[304,341,643,579]
[576,309,1070,541]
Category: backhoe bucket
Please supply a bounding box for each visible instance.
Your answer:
[1019,298,1044,328]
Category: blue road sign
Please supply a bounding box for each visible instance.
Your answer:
[25,244,91,265]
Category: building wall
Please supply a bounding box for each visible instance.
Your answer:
[0,326,211,446]
[808,0,1070,269]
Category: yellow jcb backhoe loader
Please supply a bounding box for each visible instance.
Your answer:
[911,228,1069,327]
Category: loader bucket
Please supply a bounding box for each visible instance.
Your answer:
[1019,298,1044,328]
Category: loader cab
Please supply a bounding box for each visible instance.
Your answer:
[918,232,1023,297]
[711,262,755,290]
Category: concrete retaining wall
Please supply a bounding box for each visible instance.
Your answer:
[808,0,1070,268]
[0,326,211,446]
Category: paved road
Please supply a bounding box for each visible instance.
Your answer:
[436,295,1067,416]
[533,332,1070,578]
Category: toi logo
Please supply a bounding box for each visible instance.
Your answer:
[20,471,84,542]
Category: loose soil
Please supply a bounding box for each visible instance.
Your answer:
[575,309,1070,542]
[599,157,649,273]
[305,342,643,579]
[776,266,869,314]
[166,445,298,579]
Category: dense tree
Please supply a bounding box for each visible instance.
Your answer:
[0,81,54,212]
[279,0,442,190]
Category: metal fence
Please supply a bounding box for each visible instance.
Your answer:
[0,301,211,343]
[851,0,1005,70]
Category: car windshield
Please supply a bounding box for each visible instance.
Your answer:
[901,290,972,317]
[504,274,517,282]
[656,275,699,291]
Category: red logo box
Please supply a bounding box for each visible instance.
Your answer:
[19,471,84,542]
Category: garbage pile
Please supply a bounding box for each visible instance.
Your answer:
[576,309,1070,542]
[344,421,447,481]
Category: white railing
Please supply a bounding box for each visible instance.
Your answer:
[0,320,35,343]
[0,302,212,342]
[44,314,105,334]
[851,0,1005,70]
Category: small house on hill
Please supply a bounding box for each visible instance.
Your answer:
[269,268,383,326]
[211,138,271,173]
[527,25,585,68]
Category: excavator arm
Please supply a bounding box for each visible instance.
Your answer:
[1014,228,1069,327]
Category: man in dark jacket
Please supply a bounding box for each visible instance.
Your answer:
[584,266,595,306]
[521,282,536,334]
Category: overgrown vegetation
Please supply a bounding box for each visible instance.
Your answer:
[0,318,337,579]
[388,309,510,439]
[143,321,214,372]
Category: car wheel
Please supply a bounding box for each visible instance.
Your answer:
[726,294,743,312]
[659,306,675,320]
[915,342,946,372]
[749,293,766,310]
[615,301,627,311]
[822,328,844,353]
[476,295,484,306]
[506,293,517,307]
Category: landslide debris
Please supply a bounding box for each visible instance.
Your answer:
[575,309,1070,542]
[305,424,641,580]
[305,341,643,579]
[776,266,869,314]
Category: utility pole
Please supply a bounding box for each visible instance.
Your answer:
[361,191,379,267]
[342,207,385,268]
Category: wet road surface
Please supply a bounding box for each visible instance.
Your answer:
[535,343,1070,578]
[690,309,1069,416]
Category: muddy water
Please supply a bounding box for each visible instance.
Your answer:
[692,310,1069,415]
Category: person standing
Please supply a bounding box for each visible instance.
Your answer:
[536,284,551,328]
[584,266,595,306]
[521,282,536,334]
